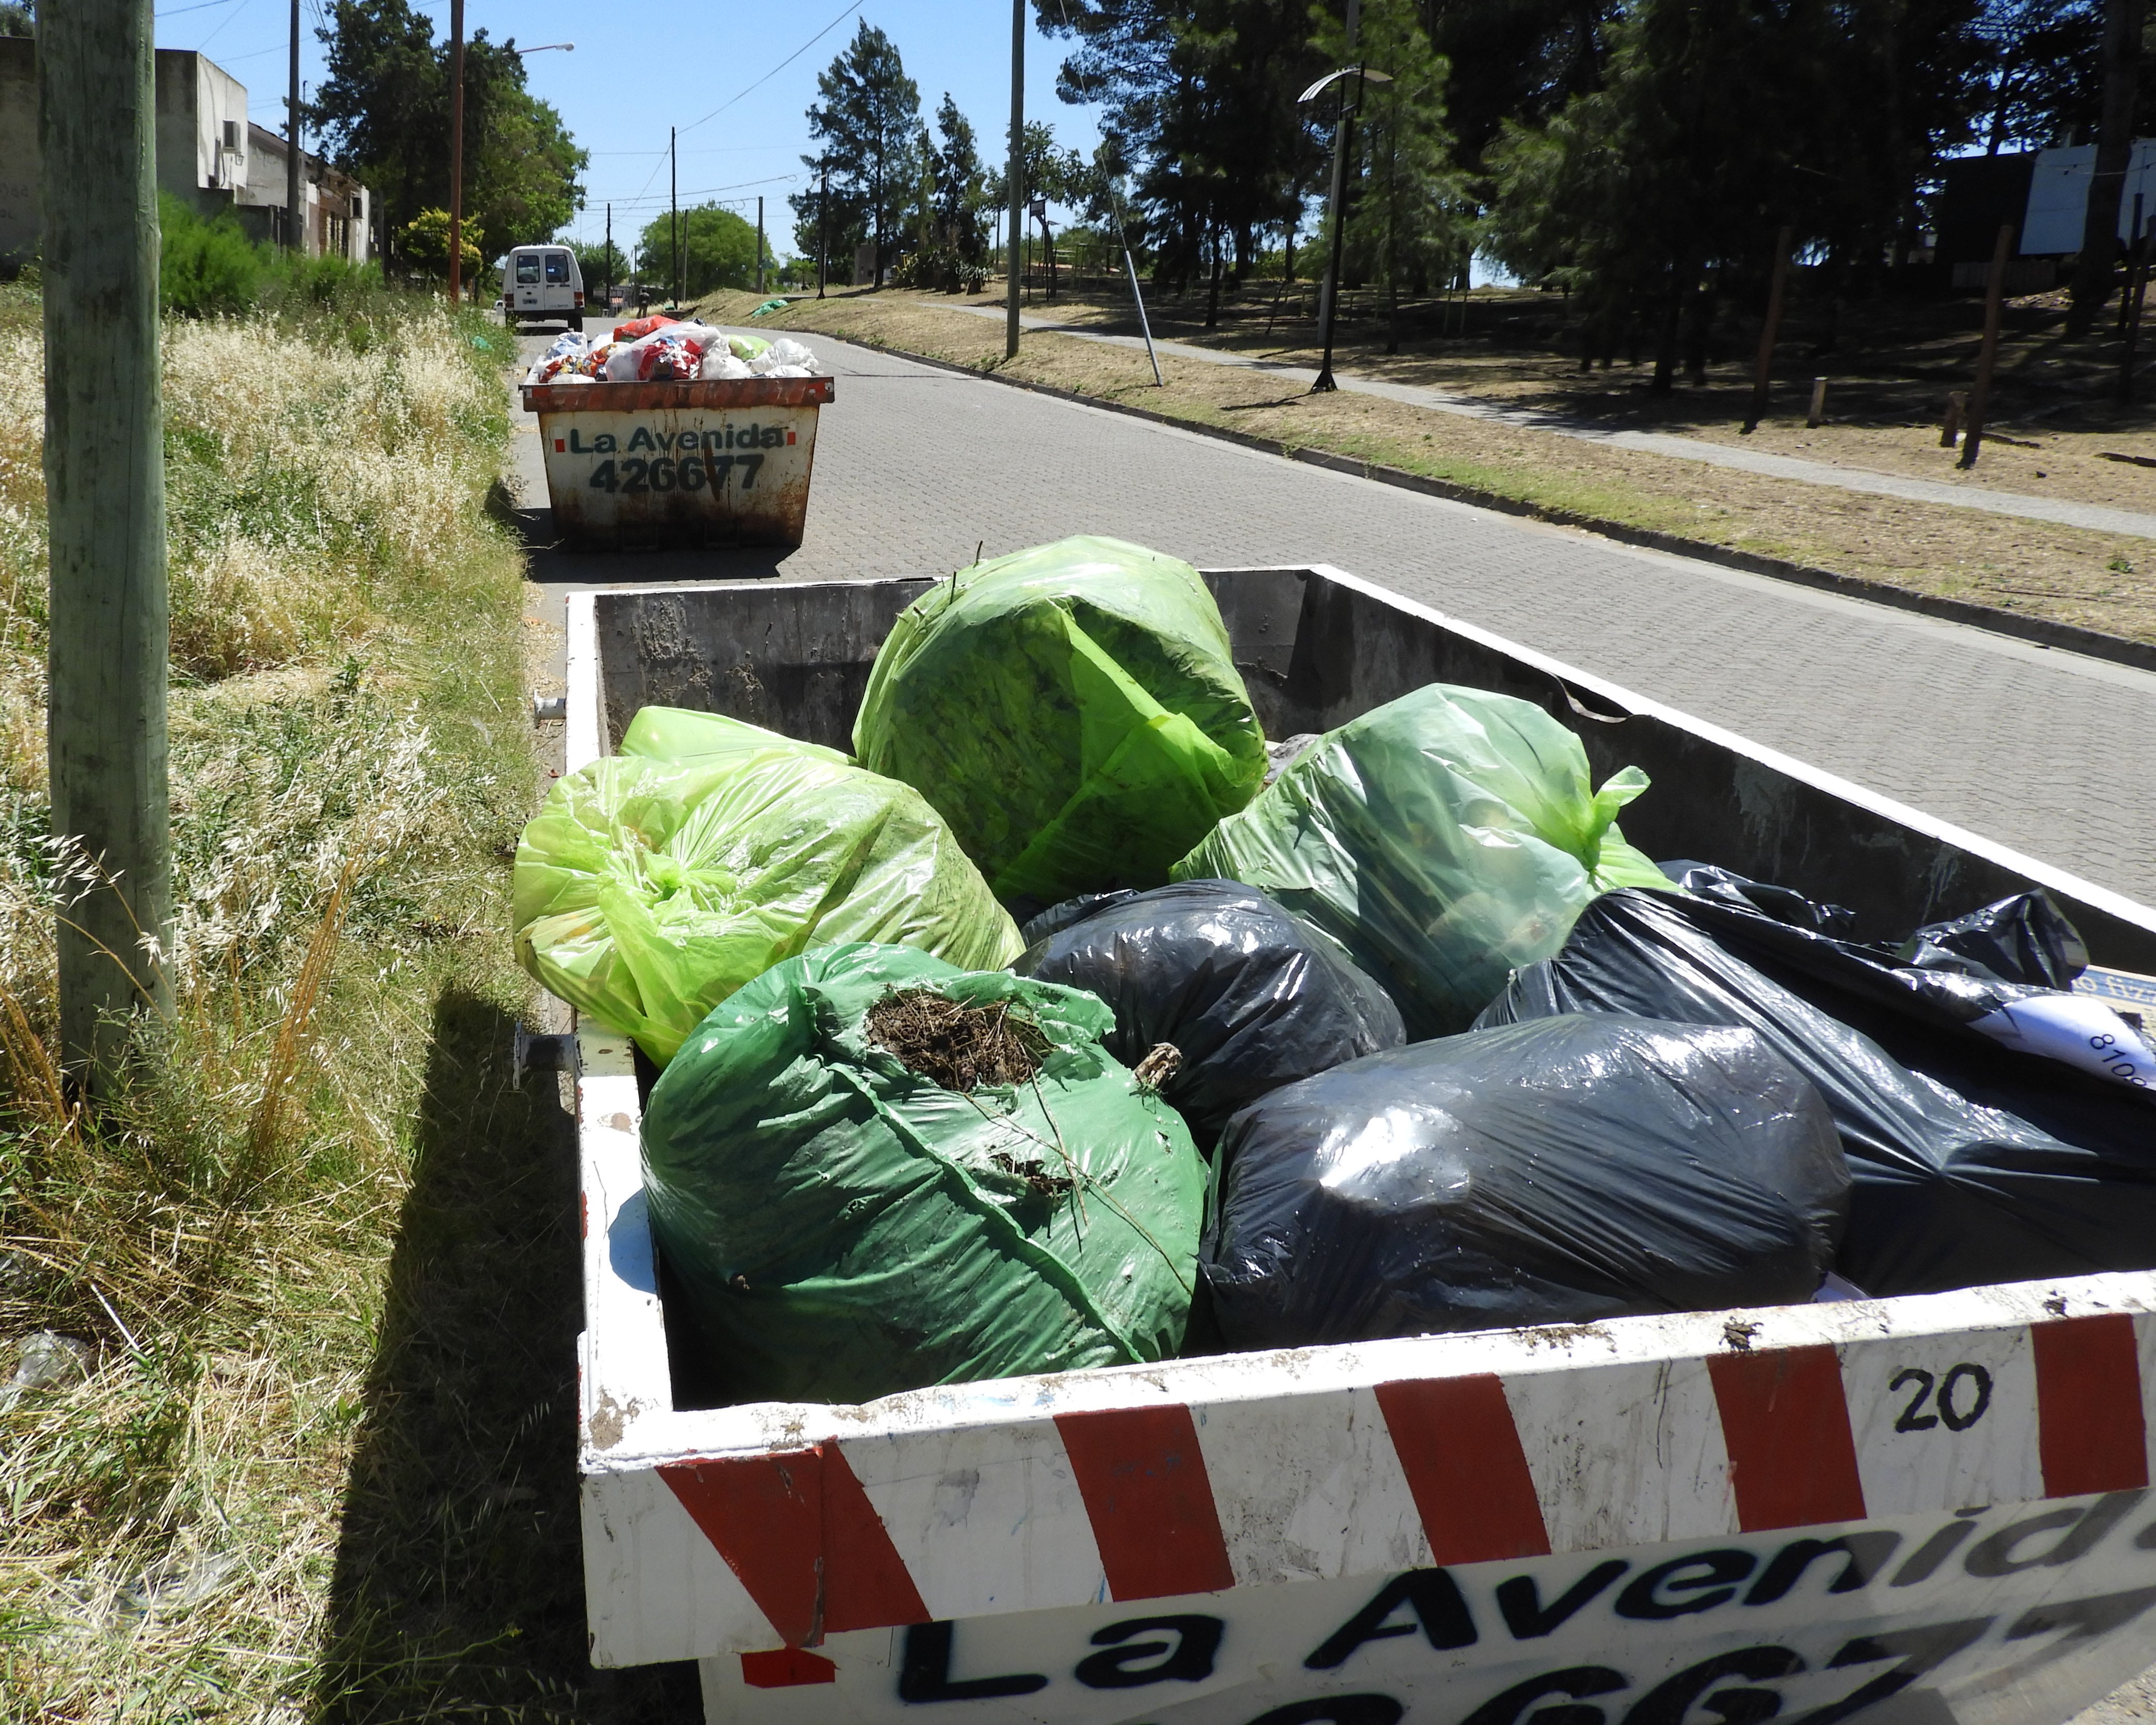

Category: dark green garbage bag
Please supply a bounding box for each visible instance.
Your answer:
[852,535,1268,905]
[641,943,1206,1404]
[1175,683,1672,1038]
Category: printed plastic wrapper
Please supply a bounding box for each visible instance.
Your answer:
[512,741,1022,1065]
[1015,879,1405,1149]
[1477,888,2156,1295]
[612,313,678,341]
[854,535,1267,905]
[1175,684,1671,1038]
[1202,1014,1849,1348]
[641,943,1205,1403]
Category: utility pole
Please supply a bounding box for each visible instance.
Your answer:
[670,125,680,307]
[1312,0,1362,394]
[757,195,766,294]
[604,202,612,314]
[818,159,829,299]
[286,0,301,250]
[1005,0,1023,359]
[447,0,465,301]
[42,0,171,1084]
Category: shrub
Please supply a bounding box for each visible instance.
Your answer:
[158,193,263,317]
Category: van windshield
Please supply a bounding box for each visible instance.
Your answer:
[514,254,541,285]
[544,253,571,284]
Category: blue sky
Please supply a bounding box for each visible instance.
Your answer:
[153,0,1107,256]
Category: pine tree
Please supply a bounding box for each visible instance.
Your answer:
[794,21,922,281]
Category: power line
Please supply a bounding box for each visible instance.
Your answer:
[680,0,862,136]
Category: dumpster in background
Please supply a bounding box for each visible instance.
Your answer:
[522,374,833,550]
[556,565,2156,1725]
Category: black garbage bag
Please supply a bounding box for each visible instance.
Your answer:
[1015,880,1406,1149]
[1897,890,2088,991]
[1662,861,1858,934]
[1478,889,2156,1296]
[1202,1014,1849,1347]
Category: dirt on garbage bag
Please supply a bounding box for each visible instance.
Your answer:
[1477,887,2156,1296]
[1174,683,1671,1038]
[512,738,1021,1066]
[640,944,1206,1404]
[1202,1014,1849,1349]
[852,535,1268,905]
[1015,879,1405,1150]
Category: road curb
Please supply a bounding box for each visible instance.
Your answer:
[828,328,2156,678]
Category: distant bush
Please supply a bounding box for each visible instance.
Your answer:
[894,241,986,295]
[159,193,264,317]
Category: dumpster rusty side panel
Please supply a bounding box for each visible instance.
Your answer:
[523,377,833,550]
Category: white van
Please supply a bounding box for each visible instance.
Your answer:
[501,243,585,330]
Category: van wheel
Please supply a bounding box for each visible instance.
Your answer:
[569,313,584,332]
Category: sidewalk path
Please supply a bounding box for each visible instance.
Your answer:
[934,302,2156,542]
[513,327,2156,908]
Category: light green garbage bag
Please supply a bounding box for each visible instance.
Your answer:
[619,704,849,767]
[1174,684,1673,1038]
[853,535,1267,905]
[514,748,1024,1065]
[642,943,1205,1403]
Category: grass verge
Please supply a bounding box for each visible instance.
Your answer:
[0,290,688,1720]
[699,287,2156,650]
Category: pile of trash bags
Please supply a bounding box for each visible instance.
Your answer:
[507,530,2156,1407]
[523,322,821,386]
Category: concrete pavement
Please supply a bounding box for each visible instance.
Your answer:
[512,325,2156,909]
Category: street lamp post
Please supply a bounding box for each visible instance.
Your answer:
[1299,8,1390,395]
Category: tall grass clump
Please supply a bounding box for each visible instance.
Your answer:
[0,280,640,1720]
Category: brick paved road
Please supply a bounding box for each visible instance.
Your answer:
[515,328,2156,907]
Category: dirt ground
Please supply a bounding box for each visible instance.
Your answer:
[700,284,2156,650]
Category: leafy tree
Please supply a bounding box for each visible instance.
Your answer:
[572,238,631,290]
[636,205,764,298]
[402,207,481,281]
[1043,0,1324,281]
[1311,0,1467,351]
[1421,0,1616,176]
[0,5,32,37]
[310,0,588,276]
[790,21,922,280]
[1972,0,2102,150]
[1485,0,1987,393]
[931,93,990,260]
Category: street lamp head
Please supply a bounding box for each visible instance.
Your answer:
[1298,64,1392,103]
[515,42,574,54]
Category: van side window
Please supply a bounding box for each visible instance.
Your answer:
[545,252,570,284]
[515,254,541,285]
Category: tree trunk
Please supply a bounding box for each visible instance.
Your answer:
[1651,263,1689,396]
[2069,0,2146,334]
[1685,280,1712,386]
[1204,228,1224,328]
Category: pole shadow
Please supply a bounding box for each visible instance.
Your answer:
[314,986,700,1722]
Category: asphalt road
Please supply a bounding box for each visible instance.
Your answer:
[513,324,2156,911]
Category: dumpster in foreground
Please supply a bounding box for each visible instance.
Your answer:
[558,564,2156,1725]
[522,374,833,550]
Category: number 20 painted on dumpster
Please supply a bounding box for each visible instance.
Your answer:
[588,452,763,495]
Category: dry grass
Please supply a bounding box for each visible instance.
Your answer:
[703,287,2156,648]
[0,291,676,1721]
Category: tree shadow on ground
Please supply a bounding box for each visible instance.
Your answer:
[315,986,700,1723]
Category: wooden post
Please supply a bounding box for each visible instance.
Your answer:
[1960,222,2013,470]
[285,0,301,251]
[446,0,464,301]
[1939,390,1966,448]
[41,0,171,1082]
[756,196,765,294]
[1742,224,1793,434]
[1806,376,1828,428]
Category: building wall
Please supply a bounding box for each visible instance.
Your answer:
[0,41,367,268]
